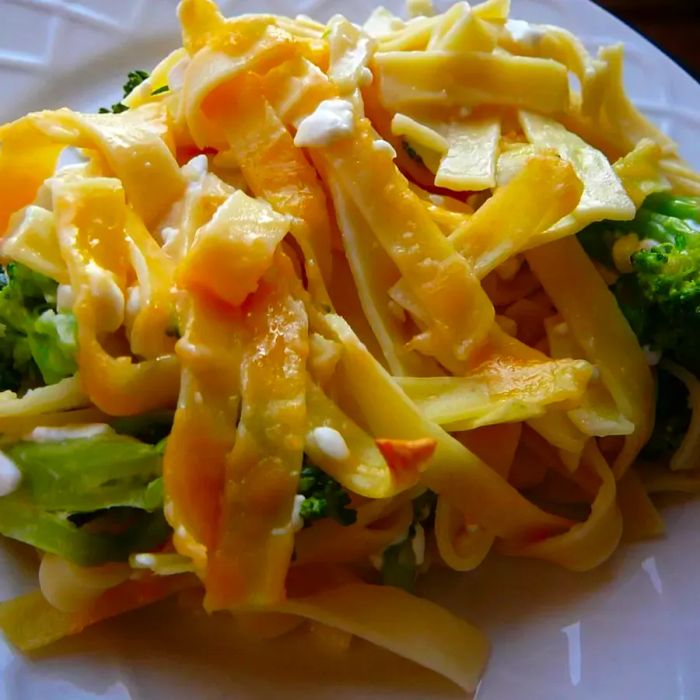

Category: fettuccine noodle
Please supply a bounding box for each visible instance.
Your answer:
[0,0,697,694]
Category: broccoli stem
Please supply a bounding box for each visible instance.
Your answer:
[643,193,700,223]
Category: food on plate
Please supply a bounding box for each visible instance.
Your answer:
[0,0,699,692]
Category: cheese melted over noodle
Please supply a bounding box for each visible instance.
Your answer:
[1,0,699,692]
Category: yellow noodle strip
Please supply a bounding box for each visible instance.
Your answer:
[449,154,582,277]
[2,205,68,283]
[30,104,185,227]
[295,499,413,564]
[519,110,635,243]
[0,377,88,424]
[499,441,622,570]
[435,116,502,191]
[53,178,180,415]
[195,71,333,291]
[373,50,569,113]
[317,122,495,373]
[545,315,635,437]
[617,469,665,541]
[321,313,570,540]
[165,296,243,569]
[305,381,424,498]
[397,356,592,431]
[277,582,489,693]
[428,1,498,52]
[206,256,308,609]
[525,237,654,475]
[0,117,63,235]
[662,360,700,472]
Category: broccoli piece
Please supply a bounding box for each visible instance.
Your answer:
[380,490,436,593]
[579,193,700,374]
[644,193,700,222]
[0,263,77,392]
[297,460,357,526]
[628,241,700,374]
[99,69,150,114]
[642,367,691,460]
[381,538,417,592]
[109,411,174,445]
[122,69,150,95]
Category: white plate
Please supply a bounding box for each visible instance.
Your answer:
[1,1,699,699]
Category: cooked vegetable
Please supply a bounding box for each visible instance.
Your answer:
[99,69,150,114]
[381,537,417,592]
[0,263,77,392]
[5,434,164,512]
[579,193,700,374]
[380,490,436,593]
[0,502,169,567]
[297,461,357,526]
[642,367,691,460]
[109,411,174,445]
[0,434,169,565]
[643,193,700,222]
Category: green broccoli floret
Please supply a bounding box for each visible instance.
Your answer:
[123,69,150,95]
[0,262,77,392]
[99,69,151,114]
[297,460,357,526]
[629,241,700,374]
[578,192,700,461]
[579,193,700,374]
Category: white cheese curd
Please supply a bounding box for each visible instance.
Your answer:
[27,423,112,443]
[182,154,209,196]
[271,494,306,538]
[0,450,22,497]
[84,261,125,333]
[130,552,195,576]
[160,226,178,246]
[359,66,374,86]
[373,139,397,158]
[56,284,75,313]
[310,426,350,461]
[506,19,544,48]
[643,346,662,366]
[411,523,426,566]
[291,494,307,533]
[125,286,142,323]
[132,553,157,569]
[294,99,355,148]
[363,7,404,39]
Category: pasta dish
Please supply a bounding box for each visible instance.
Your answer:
[1,0,699,692]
